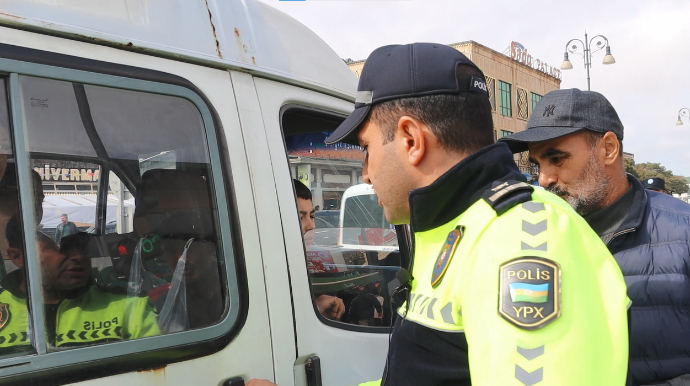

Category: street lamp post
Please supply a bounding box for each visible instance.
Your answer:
[676,108,690,126]
[560,32,616,91]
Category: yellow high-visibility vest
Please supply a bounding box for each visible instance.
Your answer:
[359,185,629,386]
[55,286,159,345]
[0,290,30,348]
[0,285,159,349]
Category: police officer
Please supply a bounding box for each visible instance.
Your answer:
[248,43,630,386]
[0,220,159,351]
[642,177,666,194]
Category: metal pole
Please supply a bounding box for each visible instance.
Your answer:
[584,31,591,91]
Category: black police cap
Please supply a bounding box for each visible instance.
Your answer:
[642,177,666,192]
[325,43,488,145]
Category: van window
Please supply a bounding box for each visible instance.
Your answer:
[342,194,389,229]
[282,108,402,329]
[16,74,227,350]
[340,185,398,251]
[0,77,34,358]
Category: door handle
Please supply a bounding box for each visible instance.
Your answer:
[222,377,245,386]
[305,355,322,386]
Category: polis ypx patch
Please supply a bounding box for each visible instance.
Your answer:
[499,257,561,329]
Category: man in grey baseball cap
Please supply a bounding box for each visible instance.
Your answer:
[500,88,690,386]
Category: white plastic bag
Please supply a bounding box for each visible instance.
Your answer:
[157,238,194,333]
[127,238,154,298]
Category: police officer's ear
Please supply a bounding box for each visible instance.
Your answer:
[396,115,427,167]
[602,131,621,166]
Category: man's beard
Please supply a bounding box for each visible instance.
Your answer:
[545,154,610,216]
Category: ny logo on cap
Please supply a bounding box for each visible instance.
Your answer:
[543,105,556,117]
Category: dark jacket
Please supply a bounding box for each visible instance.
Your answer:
[607,176,690,386]
[54,221,78,243]
[349,293,382,321]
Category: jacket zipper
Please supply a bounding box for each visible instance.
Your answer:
[606,228,635,247]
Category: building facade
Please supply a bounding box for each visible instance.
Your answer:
[347,40,562,176]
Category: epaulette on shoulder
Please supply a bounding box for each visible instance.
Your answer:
[482,180,534,216]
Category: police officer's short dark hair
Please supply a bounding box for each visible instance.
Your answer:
[5,215,22,250]
[367,64,494,154]
[293,179,312,201]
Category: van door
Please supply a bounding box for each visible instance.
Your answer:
[0,41,280,385]
[252,77,406,386]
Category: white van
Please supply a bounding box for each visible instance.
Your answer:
[339,184,397,253]
[0,1,409,385]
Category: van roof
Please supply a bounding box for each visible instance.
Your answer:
[342,184,375,199]
[0,0,357,100]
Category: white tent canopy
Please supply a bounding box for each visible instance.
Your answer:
[41,194,134,228]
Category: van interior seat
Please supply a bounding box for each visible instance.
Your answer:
[100,168,215,288]
[133,168,213,238]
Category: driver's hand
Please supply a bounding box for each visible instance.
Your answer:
[315,294,345,321]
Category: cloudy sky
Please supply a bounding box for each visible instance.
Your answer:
[257,0,690,176]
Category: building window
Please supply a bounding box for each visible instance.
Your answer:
[499,81,512,117]
[486,76,496,112]
[516,88,528,120]
[500,130,513,137]
[531,92,542,112]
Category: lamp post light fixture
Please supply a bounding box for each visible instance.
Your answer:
[560,32,616,91]
[676,108,690,126]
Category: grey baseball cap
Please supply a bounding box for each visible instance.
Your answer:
[498,88,624,153]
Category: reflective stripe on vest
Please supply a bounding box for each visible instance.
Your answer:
[400,197,498,332]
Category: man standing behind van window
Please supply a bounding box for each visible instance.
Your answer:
[499,88,690,386]
[250,44,629,386]
[54,213,78,245]
[293,179,345,322]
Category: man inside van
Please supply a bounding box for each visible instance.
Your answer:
[0,217,159,351]
[0,166,44,268]
[293,179,345,322]
[249,43,629,386]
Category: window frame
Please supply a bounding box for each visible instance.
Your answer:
[531,92,543,114]
[499,81,512,117]
[0,50,246,382]
[278,104,409,333]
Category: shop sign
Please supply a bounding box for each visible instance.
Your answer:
[33,165,100,182]
[510,42,562,80]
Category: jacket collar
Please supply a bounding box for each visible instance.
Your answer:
[409,143,525,233]
[60,277,94,300]
[606,174,647,250]
[616,174,647,232]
